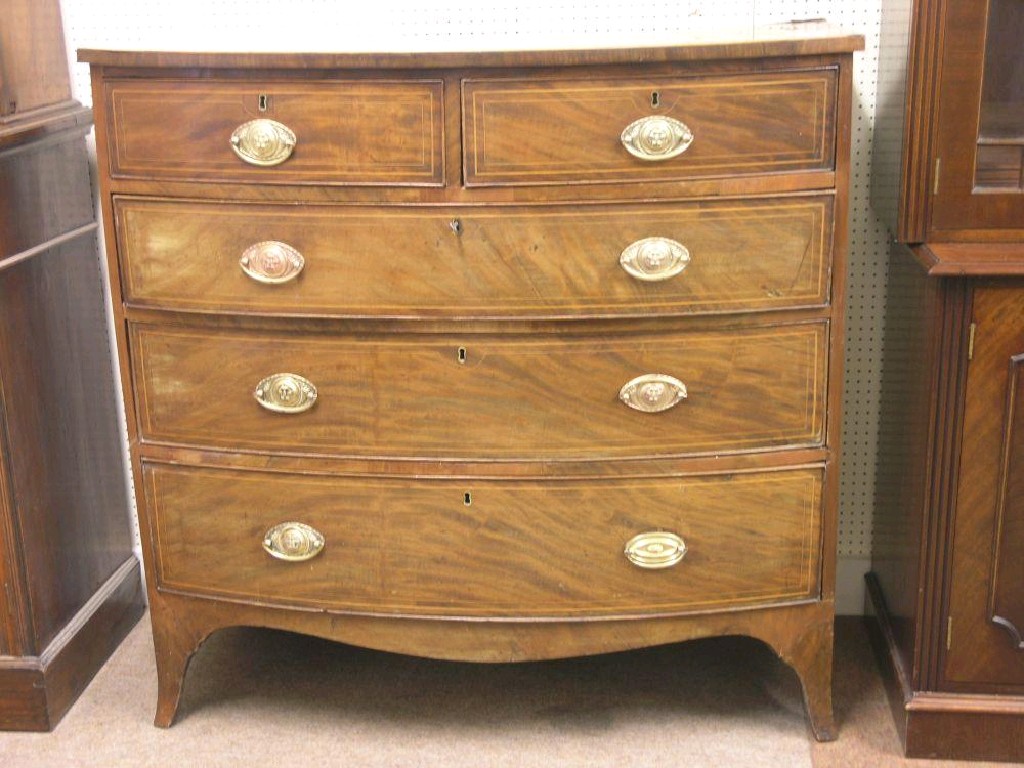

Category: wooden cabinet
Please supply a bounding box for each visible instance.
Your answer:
[874,0,1024,242]
[928,0,1024,235]
[870,0,1024,760]
[0,0,144,731]
[871,247,1024,761]
[82,25,861,736]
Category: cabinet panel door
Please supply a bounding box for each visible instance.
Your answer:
[945,284,1024,686]
[929,0,1024,236]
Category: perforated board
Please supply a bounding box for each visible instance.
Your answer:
[59,0,889,605]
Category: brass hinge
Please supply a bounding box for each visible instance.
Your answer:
[968,323,976,361]
[947,615,953,650]
[933,157,942,195]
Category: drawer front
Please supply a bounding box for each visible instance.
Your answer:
[116,195,833,318]
[103,79,444,185]
[130,322,827,459]
[463,69,837,186]
[146,462,823,617]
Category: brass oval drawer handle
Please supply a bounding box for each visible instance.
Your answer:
[619,373,687,413]
[239,241,305,284]
[230,118,296,166]
[624,531,686,569]
[620,115,693,161]
[263,521,325,562]
[620,237,690,281]
[254,373,318,414]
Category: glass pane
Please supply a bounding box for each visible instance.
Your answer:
[977,0,1024,191]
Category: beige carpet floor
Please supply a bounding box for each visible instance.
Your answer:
[0,615,1011,767]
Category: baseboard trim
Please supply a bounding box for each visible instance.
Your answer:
[0,556,144,731]
[865,571,1024,761]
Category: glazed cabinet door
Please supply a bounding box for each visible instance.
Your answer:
[945,283,1024,687]
[929,0,1024,236]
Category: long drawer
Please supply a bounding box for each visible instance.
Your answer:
[145,462,823,617]
[102,79,445,185]
[130,322,827,460]
[463,68,837,186]
[115,195,833,318]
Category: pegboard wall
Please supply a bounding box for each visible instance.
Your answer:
[58,0,890,602]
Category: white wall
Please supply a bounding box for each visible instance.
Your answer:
[58,0,890,614]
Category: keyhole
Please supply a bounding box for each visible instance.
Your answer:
[457,346,467,364]
[651,91,660,108]
[450,219,462,235]
[258,94,268,112]
[464,492,472,506]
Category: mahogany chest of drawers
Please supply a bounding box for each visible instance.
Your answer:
[81,27,861,736]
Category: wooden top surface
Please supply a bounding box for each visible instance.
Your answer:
[78,22,863,70]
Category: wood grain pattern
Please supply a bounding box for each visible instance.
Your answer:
[0,392,23,657]
[870,241,983,701]
[868,253,1024,761]
[146,461,821,617]
[86,42,856,738]
[0,230,139,651]
[463,69,837,186]
[77,26,864,70]
[873,0,1024,242]
[130,321,827,460]
[115,195,833,318]
[101,166,838,205]
[0,0,73,119]
[928,0,1024,236]
[900,701,1024,762]
[944,283,1024,687]
[145,589,836,734]
[870,0,945,242]
[0,559,144,731]
[868,578,1024,762]
[870,1,1024,756]
[989,352,1024,649]
[0,128,94,259]
[105,79,444,185]
[916,242,1024,276]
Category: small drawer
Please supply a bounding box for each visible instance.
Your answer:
[463,68,837,186]
[115,195,833,318]
[130,322,827,460]
[103,79,444,185]
[145,462,823,617]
